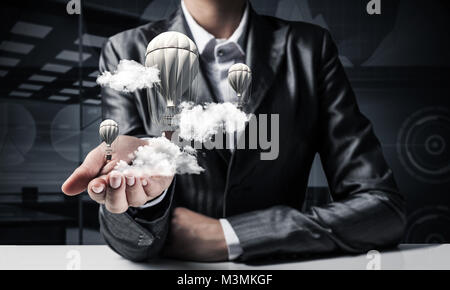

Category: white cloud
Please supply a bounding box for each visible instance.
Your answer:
[96,59,159,93]
[114,137,203,177]
[177,102,249,142]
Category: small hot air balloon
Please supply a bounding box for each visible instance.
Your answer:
[228,63,252,110]
[145,31,199,132]
[99,119,119,160]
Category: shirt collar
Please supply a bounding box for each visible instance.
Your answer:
[181,0,249,55]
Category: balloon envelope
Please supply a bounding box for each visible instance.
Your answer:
[99,119,119,145]
[145,32,199,109]
[228,63,252,98]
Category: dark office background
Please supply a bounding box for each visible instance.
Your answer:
[0,0,449,245]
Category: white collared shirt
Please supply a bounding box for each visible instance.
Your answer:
[181,0,249,102]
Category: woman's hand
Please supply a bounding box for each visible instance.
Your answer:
[62,135,173,213]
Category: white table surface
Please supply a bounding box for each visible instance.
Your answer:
[0,244,448,270]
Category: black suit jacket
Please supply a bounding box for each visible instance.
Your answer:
[99,6,406,262]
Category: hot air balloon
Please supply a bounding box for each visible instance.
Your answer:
[227,63,252,110]
[145,31,199,132]
[99,119,119,160]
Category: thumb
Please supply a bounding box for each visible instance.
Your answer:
[62,146,105,195]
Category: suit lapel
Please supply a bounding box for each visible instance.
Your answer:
[244,9,289,115]
[225,9,289,209]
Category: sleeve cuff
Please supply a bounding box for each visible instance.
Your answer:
[138,189,168,209]
[219,218,243,260]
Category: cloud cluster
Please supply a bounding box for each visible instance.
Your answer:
[98,59,250,177]
[114,137,204,177]
[177,102,249,143]
[96,59,159,93]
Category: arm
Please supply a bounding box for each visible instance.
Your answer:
[96,39,175,262]
[226,29,406,261]
[99,180,175,261]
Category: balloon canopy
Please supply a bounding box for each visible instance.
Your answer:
[99,119,119,146]
[145,32,199,130]
[227,63,252,109]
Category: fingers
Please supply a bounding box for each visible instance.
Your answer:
[99,159,120,176]
[124,176,149,207]
[62,146,105,196]
[87,176,108,204]
[105,172,129,213]
[103,173,156,212]
[140,176,156,198]
[85,170,173,213]
[143,176,173,199]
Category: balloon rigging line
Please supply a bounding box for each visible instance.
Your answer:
[145,46,199,57]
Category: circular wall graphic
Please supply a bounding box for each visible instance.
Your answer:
[404,207,450,243]
[51,105,101,162]
[397,107,450,184]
